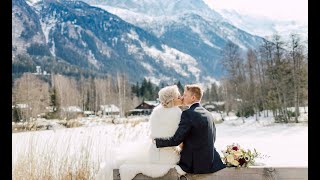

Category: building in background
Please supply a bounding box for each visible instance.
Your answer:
[100,104,120,116]
[128,100,159,116]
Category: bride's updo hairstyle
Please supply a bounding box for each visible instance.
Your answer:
[158,85,180,108]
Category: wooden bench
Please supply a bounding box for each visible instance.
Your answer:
[113,166,308,180]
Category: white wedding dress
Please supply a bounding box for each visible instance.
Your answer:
[95,104,186,180]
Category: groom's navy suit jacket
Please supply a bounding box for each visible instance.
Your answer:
[155,103,226,174]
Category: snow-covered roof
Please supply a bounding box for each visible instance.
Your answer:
[213,101,225,105]
[84,111,94,115]
[100,104,120,112]
[14,104,29,109]
[205,105,215,109]
[129,109,145,112]
[62,106,82,112]
[144,101,159,106]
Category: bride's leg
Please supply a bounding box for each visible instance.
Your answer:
[95,161,116,180]
[175,165,187,176]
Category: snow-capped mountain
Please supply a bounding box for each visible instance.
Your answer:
[81,0,265,78]
[13,0,207,84]
[13,0,267,85]
[215,9,308,42]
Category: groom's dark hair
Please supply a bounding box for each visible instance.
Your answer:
[185,84,203,101]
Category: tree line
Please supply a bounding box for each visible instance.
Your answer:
[12,73,136,121]
[12,72,184,122]
[218,33,307,122]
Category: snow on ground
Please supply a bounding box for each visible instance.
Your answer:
[215,115,308,166]
[12,108,308,177]
[213,107,308,166]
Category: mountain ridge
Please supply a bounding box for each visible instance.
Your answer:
[13,0,266,85]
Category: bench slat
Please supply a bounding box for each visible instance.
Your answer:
[113,167,308,180]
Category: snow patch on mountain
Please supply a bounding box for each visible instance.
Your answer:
[94,5,171,38]
[127,29,140,41]
[39,18,56,44]
[127,44,142,58]
[124,29,201,81]
[141,43,200,81]
[190,25,220,49]
[88,50,100,69]
[39,16,58,56]
[140,62,154,74]
[26,0,41,6]
[94,5,155,23]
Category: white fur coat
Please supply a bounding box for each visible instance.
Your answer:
[150,104,182,139]
[148,104,182,165]
[95,105,186,180]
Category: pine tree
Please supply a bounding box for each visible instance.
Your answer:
[176,81,184,94]
[140,78,148,97]
[147,80,154,100]
[131,82,140,97]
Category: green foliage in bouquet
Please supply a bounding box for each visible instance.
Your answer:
[221,143,262,168]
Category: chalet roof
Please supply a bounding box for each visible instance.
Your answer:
[204,105,215,109]
[129,109,148,112]
[144,101,159,106]
[61,106,82,112]
[13,104,29,109]
[213,101,225,105]
[203,101,225,106]
[84,111,94,115]
[100,104,120,112]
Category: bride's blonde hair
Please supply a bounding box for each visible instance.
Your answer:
[158,85,180,108]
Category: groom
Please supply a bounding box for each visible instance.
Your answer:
[153,84,226,174]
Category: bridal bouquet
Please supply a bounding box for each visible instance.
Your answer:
[221,143,261,168]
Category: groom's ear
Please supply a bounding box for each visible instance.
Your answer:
[193,95,200,102]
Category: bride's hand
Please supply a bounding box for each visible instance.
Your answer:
[173,143,184,154]
[178,142,184,150]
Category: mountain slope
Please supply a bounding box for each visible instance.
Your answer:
[14,0,268,85]
[83,0,265,78]
[13,0,49,57]
[13,0,207,84]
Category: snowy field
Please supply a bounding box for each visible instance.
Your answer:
[12,108,308,178]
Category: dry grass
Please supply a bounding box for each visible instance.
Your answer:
[13,136,101,180]
[12,122,150,180]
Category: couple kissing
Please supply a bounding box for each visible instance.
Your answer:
[96,84,225,180]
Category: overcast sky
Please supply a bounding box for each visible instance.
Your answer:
[203,0,308,23]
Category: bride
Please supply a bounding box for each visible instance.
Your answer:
[95,85,186,180]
